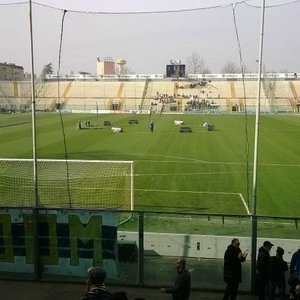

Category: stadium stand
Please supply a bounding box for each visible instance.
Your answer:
[1,79,300,114]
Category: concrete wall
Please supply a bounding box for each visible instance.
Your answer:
[118,231,300,262]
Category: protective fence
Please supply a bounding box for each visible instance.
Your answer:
[0,2,299,239]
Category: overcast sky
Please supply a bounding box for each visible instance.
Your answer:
[0,0,299,76]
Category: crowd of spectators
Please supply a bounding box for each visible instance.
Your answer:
[256,241,300,300]
[185,97,217,111]
[151,91,218,112]
[80,242,300,300]
[151,92,176,105]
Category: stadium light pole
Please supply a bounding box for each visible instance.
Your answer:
[251,0,266,293]
[29,0,40,280]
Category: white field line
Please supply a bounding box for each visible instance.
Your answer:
[135,171,245,176]
[135,188,250,215]
[238,193,250,215]
[135,159,300,168]
[104,153,300,167]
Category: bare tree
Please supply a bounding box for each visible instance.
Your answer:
[221,61,239,74]
[187,52,210,74]
[121,65,135,75]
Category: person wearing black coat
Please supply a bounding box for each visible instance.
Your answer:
[267,246,288,300]
[257,241,274,300]
[223,238,248,300]
[160,258,191,300]
[289,248,300,299]
[290,248,300,276]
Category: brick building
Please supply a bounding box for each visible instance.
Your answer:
[0,62,24,81]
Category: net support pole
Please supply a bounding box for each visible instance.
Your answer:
[130,162,134,211]
[138,212,144,286]
[29,0,40,281]
[251,0,266,293]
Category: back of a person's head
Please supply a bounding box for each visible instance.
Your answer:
[276,246,284,257]
[87,266,107,285]
[179,258,186,268]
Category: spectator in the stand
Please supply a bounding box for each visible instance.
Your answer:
[80,267,111,300]
[223,238,248,300]
[160,258,191,300]
[267,246,288,300]
[152,93,176,104]
[257,241,273,300]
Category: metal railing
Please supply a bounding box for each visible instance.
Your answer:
[0,207,298,293]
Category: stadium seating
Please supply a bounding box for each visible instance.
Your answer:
[1,80,300,113]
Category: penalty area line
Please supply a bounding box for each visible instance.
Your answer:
[135,188,250,215]
[238,193,250,215]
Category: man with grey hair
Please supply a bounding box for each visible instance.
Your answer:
[80,266,111,300]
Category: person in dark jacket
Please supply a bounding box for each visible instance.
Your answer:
[223,238,248,300]
[290,248,300,276]
[257,240,274,300]
[150,120,154,132]
[289,248,300,299]
[267,246,288,300]
[160,258,191,300]
[80,266,111,300]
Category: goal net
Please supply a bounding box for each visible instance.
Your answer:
[0,159,134,210]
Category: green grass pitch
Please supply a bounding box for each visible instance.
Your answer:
[0,112,299,218]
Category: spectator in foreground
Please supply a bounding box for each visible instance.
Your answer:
[289,247,300,299]
[223,238,248,300]
[80,266,111,300]
[257,240,274,300]
[267,246,288,300]
[160,257,191,300]
[295,283,300,299]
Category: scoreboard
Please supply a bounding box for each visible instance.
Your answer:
[166,64,186,78]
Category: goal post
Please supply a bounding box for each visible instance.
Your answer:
[0,158,134,210]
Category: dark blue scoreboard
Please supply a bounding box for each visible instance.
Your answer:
[166,64,186,78]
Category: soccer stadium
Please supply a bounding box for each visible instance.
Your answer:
[0,0,299,298]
